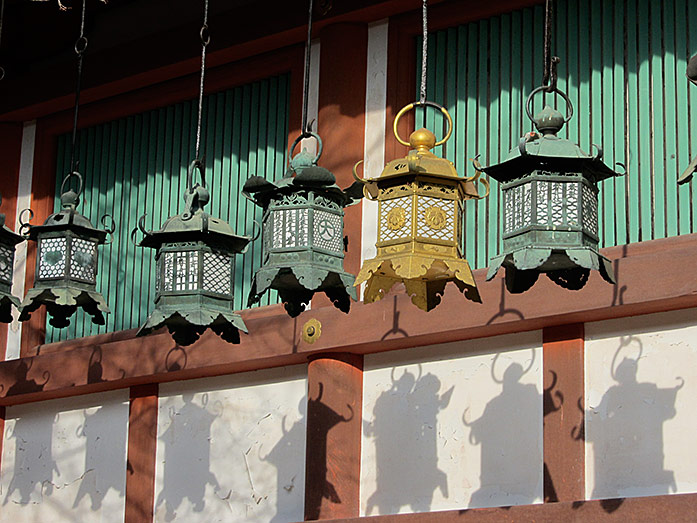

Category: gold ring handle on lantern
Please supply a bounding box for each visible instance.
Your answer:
[465,155,491,200]
[351,160,379,201]
[393,100,453,147]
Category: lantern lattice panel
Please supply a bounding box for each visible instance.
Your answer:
[70,238,97,282]
[379,197,412,242]
[417,196,455,241]
[0,245,13,281]
[38,238,67,279]
[270,208,309,249]
[313,210,343,252]
[203,252,231,295]
[504,183,532,234]
[582,184,598,234]
[174,251,198,291]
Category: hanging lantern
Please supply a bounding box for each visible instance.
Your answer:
[18,173,112,328]
[484,87,620,293]
[0,194,24,323]
[678,53,697,185]
[353,102,489,311]
[243,133,362,317]
[136,161,251,346]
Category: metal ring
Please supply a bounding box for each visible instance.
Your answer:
[0,67,5,82]
[525,85,574,124]
[74,36,88,55]
[18,208,34,235]
[288,131,323,165]
[393,100,453,148]
[187,159,206,190]
[200,25,210,46]
[60,171,83,197]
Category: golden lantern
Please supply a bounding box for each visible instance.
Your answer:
[353,102,489,311]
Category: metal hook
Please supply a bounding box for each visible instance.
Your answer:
[250,219,262,242]
[18,208,34,236]
[101,214,115,244]
[60,171,84,198]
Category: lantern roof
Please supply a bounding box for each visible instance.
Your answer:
[243,142,363,208]
[27,189,107,243]
[484,105,619,184]
[139,183,250,252]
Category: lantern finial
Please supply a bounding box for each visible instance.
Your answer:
[409,128,437,152]
[533,105,565,135]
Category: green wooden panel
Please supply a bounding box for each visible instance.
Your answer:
[48,74,290,342]
[418,0,697,269]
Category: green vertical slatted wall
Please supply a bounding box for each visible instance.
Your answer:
[417,0,697,270]
[48,74,289,342]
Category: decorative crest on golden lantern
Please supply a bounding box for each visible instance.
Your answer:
[352,101,489,311]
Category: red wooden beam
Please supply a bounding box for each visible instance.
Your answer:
[543,324,585,502]
[0,233,695,407]
[125,384,159,523]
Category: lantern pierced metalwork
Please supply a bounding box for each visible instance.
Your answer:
[136,161,251,346]
[484,87,621,293]
[678,53,697,185]
[353,101,489,311]
[243,132,363,317]
[0,194,23,323]
[18,172,112,328]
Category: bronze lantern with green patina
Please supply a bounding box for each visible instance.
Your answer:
[353,102,489,311]
[242,132,362,317]
[0,194,24,323]
[484,87,620,293]
[136,161,251,346]
[19,173,112,328]
[678,53,697,185]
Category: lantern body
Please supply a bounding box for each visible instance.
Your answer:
[679,54,697,184]
[355,129,487,311]
[244,142,361,317]
[19,189,110,328]
[0,210,23,323]
[138,182,250,346]
[485,106,619,292]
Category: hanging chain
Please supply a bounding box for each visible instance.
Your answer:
[542,0,559,91]
[419,0,428,103]
[0,0,5,81]
[301,0,314,136]
[69,0,88,179]
[194,0,210,162]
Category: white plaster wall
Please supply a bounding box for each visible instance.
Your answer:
[361,331,543,516]
[360,19,388,293]
[0,390,129,522]
[585,307,697,500]
[6,121,36,361]
[155,365,307,522]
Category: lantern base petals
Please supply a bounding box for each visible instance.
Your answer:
[249,265,357,318]
[137,307,247,346]
[0,294,20,324]
[486,246,614,293]
[18,286,109,328]
[357,255,480,311]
